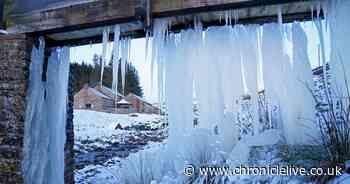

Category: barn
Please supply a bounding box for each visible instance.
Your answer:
[74,84,160,114]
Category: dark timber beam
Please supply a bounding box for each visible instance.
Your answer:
[7,0,322,46]
[46,10,323,48]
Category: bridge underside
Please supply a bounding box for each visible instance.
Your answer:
[6,0,321,47]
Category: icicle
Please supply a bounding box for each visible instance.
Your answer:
[112,25,121,96]
[327,0,350,98]
[101,27,110,85]
[314,17,330,101]
[23,37,48,184]
[233,10,239,25]
[150,19,169,102]
[277,6,283,25]
[45,47,70,184]
[261,23,286,134]
[120,38,128,95]
[145,31,150,63]
[290,22,318,144]
[238,25,260,135]
[23,39,70,184]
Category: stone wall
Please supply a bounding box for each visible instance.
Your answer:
[0,34,32,184]
[65,72,75,184]
[0,34,75,184]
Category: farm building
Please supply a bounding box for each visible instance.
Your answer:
[124,93,160,114]
[74,84,159,114]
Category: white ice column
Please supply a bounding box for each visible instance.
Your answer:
[289,23,318,144]
[23,38,49,184]
[261,23,287,137]
[101,27,110,85]
[327,0,350,97]
[238,25,260,135]
[45,47,70,184]
[112,25,121,95]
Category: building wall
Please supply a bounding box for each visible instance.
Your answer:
[124,94,160,114]
[74,87,114,113]
[0,34,32,184]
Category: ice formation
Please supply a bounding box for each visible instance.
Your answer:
[45,47,70,184]
[326,0,350,97]
[120,38,131,94]
[112,25,121,95]
[23,38,70,184]
[148,17,330,149]
[116,0,350,182]
[23,37,48,184]
[100,27,110,85]
[290,22,318,144]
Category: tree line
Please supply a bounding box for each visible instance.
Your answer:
[70,53,144,97]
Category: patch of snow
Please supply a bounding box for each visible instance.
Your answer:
[74,109,163,140]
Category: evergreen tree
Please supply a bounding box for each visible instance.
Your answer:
[70,54,144,97]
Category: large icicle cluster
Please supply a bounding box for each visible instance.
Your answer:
[150,19,318,147]
[326,0,350,97]
[119,0,350,182]
[109,25,131,96]
[23,39,70,184]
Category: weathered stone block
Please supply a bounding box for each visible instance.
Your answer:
[0,34,31,184]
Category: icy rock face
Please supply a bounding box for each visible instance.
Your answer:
[23,40,70,184]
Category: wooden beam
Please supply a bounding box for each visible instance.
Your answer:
[8,0,319,35]
[152,0,311,18]
[46,10,323,48]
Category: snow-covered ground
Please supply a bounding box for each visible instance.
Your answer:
[74,110,167,183]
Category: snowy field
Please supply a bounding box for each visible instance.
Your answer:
[73,110,166,183]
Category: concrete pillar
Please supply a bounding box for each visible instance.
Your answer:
[0,34,32,184]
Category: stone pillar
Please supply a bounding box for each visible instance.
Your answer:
[0,34,32,184]
[65,72,75,184]
[0,34,75,184]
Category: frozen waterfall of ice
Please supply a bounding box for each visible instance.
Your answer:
[45,47,70,184]
[150,18,323,151]
[23,37,49,184]
[112,25,121,95]
[120,38,131,94]
[118,1,350,181]
[100,27,110,85]
[289,22,318,144]
[237,25,260,135]
[327,0,350,98]
[23,39,70,184]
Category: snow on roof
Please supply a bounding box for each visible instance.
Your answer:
[117,99,131,104]
[89,88,111,99]
[101,86,124,97]
[126,93,153,106]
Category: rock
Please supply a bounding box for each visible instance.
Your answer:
[115,124,123,130]
[129,113,138,117]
